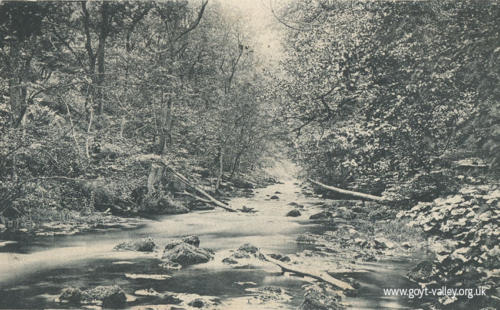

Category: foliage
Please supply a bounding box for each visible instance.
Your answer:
[398,185,500,307]
[0,1,276,217]
[278,0,500,194]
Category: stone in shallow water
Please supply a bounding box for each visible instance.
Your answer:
[162,243,213,266]
[268,253,291,263]
[407,260,439,283]
[89,286,127,308]
[182,235,200,247]
[59,285,126,308]
[164,235,200,251]
[59,287,85,304]
[287,209,302,217]
[114,237,156,252]
[188,298,205,308]
[309,211,333,220]
[270,195,280,200]
[238,243,259,254]
[222,257,238,264]
[300,285,343,310]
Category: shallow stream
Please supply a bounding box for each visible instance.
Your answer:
[0,177,424,309]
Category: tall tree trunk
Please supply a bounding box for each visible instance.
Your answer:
[147,163,164,194]
[8,43,29,128]
[230,151,242,179]
[96,1,109,115]
[8,76,27,127]
[159,97,173,154]
[215,146,224,191]
[81,1,96,119]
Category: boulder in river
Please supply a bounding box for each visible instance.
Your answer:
[268,253,291,262]
[59,287,85,304]
[407,260,439,283]
[222,243,264,265]
[286,209,301,217]
[188,298,205,308]
[59,285,126,308]
[162,239,213,266]
[164,235,200,251]
[288,202,304,208]
[182,235,200,247]
[270,195,280,200]
[114,237,156,252]
[300,285,343,310]
[238,243,259,254]
[309,211,333,220]
[89,285,127,308]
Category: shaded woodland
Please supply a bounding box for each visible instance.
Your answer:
[0,1,499,309]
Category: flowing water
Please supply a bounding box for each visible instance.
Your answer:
[0,171,425,309]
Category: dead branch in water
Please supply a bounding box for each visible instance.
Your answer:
[261,253,354,291]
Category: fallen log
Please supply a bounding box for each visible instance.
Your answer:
[261,253,354,291]
[133,154,237,212]
[181,190,211,204]
[168,168,236,212]
[307,179,388,203]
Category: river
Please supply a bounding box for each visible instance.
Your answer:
[0,174,424,309]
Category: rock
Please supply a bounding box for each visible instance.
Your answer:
[309,211,333,220]
[288,202,304,208]
[270,195,280,200]
[268,253,291,262]
[114,237,156,252]
[296,233,319,243]
[232,179,255,189]
[286,210,301,217]
[223,243,264,264]
[407,261,438,283]
[373,237,395,250]
[401,242,412,249]
[354,252,376,262]
[88,285,127,308]
[188,298,205,308]
[59,287,85,304]
[59,285,126,308]
[162,243,213,266]
[240,206,256,213]
[222,257,238,264]
[300,285,343,310]
[274,191,282,194]
[182,235,200,247]
[164,240,185,251]
[238,243,259,254]
[164,236,200,252]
